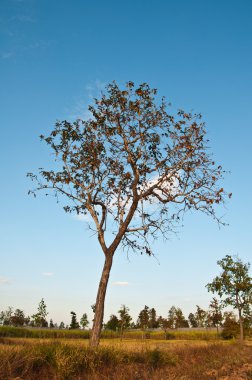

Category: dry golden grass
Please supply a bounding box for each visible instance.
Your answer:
[0,337,251,379]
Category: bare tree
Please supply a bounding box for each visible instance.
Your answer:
[28,81,229,347]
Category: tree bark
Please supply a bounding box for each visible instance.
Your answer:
[238,308,244,342]
[89,253,113,348]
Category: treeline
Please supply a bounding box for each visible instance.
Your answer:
[104,303,251,340]
[1,299,251,340]
[1,254,250,342]
[0,299,88,330]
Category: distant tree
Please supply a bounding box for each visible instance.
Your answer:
[11,309,29,327]
[59,321,65,329]
[129,321,136,329]
[194,305,207,328]
[206,255,252,341]
[105,314,119,331]
[167,306,188,328]
[0,307,13,326]
[158,316,171,337]
[174,308,189,328]
[137,306,150,337]
[243,303,252,331]
[221,311,239,339]
[167,306,177,329]
[118,305,132,338]
[91,304,96,323]
[49,319,55,328]
[31,299,48,327]
[188,312,198,328]
[28,81,229,347]
[208,298,223,333]
[69,311,80,329]
[148,307,159,329]
[80,313,89,329]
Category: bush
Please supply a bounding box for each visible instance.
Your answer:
[221,320,239,340]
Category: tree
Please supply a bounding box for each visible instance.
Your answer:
[206,255,252,341]
[194,305,207,328]
[69,311,80,329]
[174,308,189,328]
[188,312,198,328]
[167,306,188,328]
[105,314,119,331]
[148,307,158,329]
[137,305,150,337]
[243,304,252,332]
[222,311,239,339]
[208,298,223,333]
[80,313,89,329]
[49,319,55,328]
[167,306,177,329]
[158,316,171,337]
[59,321,65,329]
[0,307,13,326]
[31,298,48,328]
[11,309,29,327]
[118,305,132,338]
[28,81,229,347]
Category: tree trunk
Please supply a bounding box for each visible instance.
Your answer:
[238,308,244,342]
[89,254,113,348]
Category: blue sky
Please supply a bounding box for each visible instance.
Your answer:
[0,0,251,325]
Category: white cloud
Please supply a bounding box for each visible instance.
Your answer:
[73,213,91,223]
[42,272,54,277]
[112,281,129,286]
[0,277,10,284]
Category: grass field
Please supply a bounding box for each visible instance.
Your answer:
[0,335,251,379]
[0,325,222,340]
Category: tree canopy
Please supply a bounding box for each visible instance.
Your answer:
[28,81,229,347]
[28,81,229,257]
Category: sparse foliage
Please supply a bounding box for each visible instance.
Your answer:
[28,81,229,347]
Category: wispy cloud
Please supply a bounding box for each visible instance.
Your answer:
[11,14,36,23]
[27,40,56,50]
[0,277,10,284]
[85,80,106,99]
[68,80,106,120]
[112,281,129,286]
[42,272,54,277]
[1,52,13,59]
